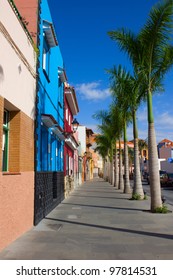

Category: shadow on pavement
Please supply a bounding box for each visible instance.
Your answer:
[45,217,173,240]
[69,194,130,200]
[61,202,144,211]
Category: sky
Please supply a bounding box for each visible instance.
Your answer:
[48,0,173,143]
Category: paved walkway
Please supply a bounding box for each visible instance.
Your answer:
[1,178,173,260]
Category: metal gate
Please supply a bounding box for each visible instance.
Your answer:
[34,171,64,225]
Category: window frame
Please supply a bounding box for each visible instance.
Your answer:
[42,34,50,81]
[2,110,9,171]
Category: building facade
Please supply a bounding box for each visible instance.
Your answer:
[0,0,36,250]
[0,0,82,250]
[11,0,80,225]
[64,85,79,196]
[77,125,86,183]
[158,139,173,173]
[34,0,66,224]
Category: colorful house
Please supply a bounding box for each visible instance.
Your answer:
[0,0,36,250]
[64,85,79,196]
[85,128,94,180]
[77,125,87,183]
[0,1,81,252]
[13,0,67,224]
[13,0,81,225]
[34,0,66,224]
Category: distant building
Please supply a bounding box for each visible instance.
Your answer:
[158,139,173,173]
[77,125,86,183]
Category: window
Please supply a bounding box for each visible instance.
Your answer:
[66,153,69,175]
[42,35,50,80]
[42,20,58,82]
[2,110,9,171]
[66,108,68,120]
[68,114,71,126]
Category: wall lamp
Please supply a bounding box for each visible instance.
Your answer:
[61,118,79,138]
[71,118,79,133]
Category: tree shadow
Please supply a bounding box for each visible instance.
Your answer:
[45,217,173,240]
[61,202,143,211]
[69,194,130,200]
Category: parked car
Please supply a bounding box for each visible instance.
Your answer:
[143,171,149,180]
[160,171,169,187]
[146,170,167,185]
[166,173,173,187]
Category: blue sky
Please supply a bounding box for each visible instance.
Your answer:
[48,0,173,143]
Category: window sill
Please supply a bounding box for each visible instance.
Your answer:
[2,172,21,176]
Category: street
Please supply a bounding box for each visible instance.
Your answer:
[142,180,173,206]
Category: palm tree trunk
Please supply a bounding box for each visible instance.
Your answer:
[110,144,114,185]
[114,143,119,188]
[124,120,131,193]
[132,110,144,198]
[119,138,124,191]
[148,91,162,211]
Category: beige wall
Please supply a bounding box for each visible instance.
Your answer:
[0,0,36,120]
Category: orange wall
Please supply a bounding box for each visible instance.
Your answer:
[0,172,34,251]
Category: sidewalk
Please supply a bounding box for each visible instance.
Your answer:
[1,178,173,260]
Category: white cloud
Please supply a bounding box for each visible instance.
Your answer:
[155,112,173,129]
[75,82,111,101]
[129,111,173,143]
[137,108,147,122]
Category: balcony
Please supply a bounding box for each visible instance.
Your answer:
[65,86,79,115]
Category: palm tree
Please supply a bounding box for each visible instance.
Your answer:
[110,105,124,190]
[93,110,116,183]
[109,65,143,195]
[108,0,173,211]
[109,66,146,198]
[138,138,148,176]
[94,133,111,180]
[128,147,134,176]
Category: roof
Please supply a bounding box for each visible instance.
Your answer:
[160,138,173,143]
[116,141,134,149]
[86,128,94,134]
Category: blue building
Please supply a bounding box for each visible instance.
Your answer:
[35,0,67,224]
[13,0,69,225]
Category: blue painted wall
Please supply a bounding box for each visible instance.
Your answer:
[36,0,64,172]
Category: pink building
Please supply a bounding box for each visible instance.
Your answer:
[64,85,79,196]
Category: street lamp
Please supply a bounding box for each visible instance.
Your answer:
[71,118,79,133]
